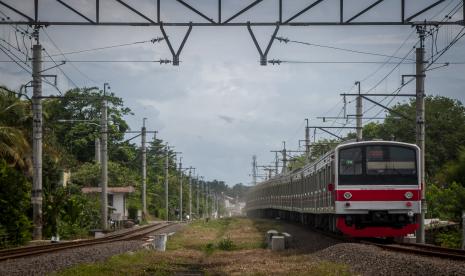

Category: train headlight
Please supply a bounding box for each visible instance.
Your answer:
[343,192,352,200]
[404,191,413,199]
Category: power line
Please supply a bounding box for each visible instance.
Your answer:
[275,37,416,62]
[269,60,422,65]
[42,28,98,86]
[42,48,79,89]
[47,37,164,57]
[0,59,173,63]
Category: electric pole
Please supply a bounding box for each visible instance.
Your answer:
[31,26,43,240]
[305,118,310,157]
[188,167,194,220]
[416,26,426,244]
[252,155,257,186]
[275,152,279,175]
[141,118,147,220]
[179,157,183,221]
[100,83,109,230]
[196,175,200,218]
[355,81,363,141]
[95,138,101,164]
[205,182,209,218]
[282,142,287,174]
[164,143,169,221]
[152,132,157,218]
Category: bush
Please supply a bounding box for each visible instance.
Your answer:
[203,242,215,255]
[217,237,235,251]
[435,228,462,249]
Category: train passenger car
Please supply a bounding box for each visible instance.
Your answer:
[246,140,421,238]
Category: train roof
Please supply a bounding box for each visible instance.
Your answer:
[335,140,419,151]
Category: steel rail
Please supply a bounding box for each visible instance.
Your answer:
[0,222,177,261]
[271,219,465,261]
[362,241,465,261]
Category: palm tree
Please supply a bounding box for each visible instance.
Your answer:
[0,87,31,172]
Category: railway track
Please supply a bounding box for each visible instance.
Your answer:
[313,227,465,261]
[0,221,176,262]
[362,240,465,261]
[284,221,465,261]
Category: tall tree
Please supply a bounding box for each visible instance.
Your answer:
[0,87,31,172]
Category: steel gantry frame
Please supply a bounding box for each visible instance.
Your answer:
[0,1,463,65]
[0,0,463,26]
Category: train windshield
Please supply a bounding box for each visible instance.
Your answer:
[338,145,418,185]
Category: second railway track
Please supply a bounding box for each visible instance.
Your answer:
[362,240,465,261]
[281,221,465,262]
[0,221,177,262]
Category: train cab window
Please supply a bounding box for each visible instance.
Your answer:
[338,145,418,185]
[339,147,362,175]
[366,146,416,176]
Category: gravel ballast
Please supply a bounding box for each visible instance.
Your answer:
[275,220,465,276]
[0,223,183,276]
[315,243,465,276]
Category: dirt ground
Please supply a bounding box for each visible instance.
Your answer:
[56,217,352,276]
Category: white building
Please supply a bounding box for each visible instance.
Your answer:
[223,195,245,217]
[81,186,135,220]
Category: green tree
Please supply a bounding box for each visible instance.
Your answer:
[45,87,133,164]
[0,160,32,247]
[361,96,465,177]
[435,147,465,187]
[0,87,31,172]
[427,182,465,222]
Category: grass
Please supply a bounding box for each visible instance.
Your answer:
[55,217,353,276]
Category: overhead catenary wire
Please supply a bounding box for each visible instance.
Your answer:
[47,37,164,57]
[42,47,79,89]
[274,0,464,136]
[275,36,416,62]
[42,28,99,86]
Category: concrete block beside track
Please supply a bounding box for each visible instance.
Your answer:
[271,236,285,251]
[266,230,278,248]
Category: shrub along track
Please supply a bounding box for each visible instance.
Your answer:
[0,221,176,261]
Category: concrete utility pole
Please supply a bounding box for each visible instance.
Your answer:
[196,175,200,218]
[416,26,426,244]
[275,152,279,175]
[179,157,183,221]
[31,26,43,240]
[100,83,109,230]
[164,143,169,221]
[252,155,257,186]
[95,138,101,164]
[282,141,287,174]
[141,118,147,219]
[355,81,363,141]
[205,182,208,218]
[188,168,193,220]
[152,132,157,218]
[305,119,310,157]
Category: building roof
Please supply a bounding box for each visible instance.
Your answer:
[81,186,135,194]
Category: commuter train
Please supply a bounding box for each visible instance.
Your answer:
[246,140,421,237]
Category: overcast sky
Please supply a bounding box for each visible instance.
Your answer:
[1,0,464,186]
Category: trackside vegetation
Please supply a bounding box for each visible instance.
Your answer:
[0,86,246,247]
[55,217,353,276]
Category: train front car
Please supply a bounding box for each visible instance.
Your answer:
[335,141,421,237]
